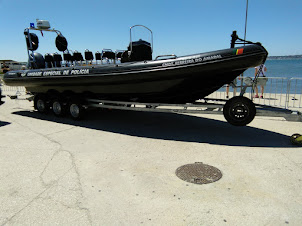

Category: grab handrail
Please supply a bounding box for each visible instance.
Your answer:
[155,54,177,60]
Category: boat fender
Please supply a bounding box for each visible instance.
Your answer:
[55,35,68,52]
[26,33,39,51]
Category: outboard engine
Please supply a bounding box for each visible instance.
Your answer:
[28,52,45,69]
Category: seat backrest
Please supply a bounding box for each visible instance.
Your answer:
[53,52,62,62]
[102,50,115,60]
[63,52,72,62]
[95,51,101,60]
[73,51,84,61]
[45,53,54,68]
[121,51,130,63]
[85,50,94,61]
[53,53,62,67]
[115,51,124,59]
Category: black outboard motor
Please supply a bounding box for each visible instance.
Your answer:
[28,52,45,69]
[127,39,152,62]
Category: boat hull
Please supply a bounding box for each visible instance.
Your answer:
[3,44,267,103]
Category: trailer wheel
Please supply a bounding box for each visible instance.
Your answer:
[34,94,48,113]
[223,96,256,126]
[52,99,66,116]
[290,133,302,145]
[69,101,84,120]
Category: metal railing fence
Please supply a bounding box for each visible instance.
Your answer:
[286,78,302,110]
[202,77,302,111]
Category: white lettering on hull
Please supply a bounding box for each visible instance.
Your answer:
[70,69,89,75]
[162,54,222,67]
[26,69,90,77]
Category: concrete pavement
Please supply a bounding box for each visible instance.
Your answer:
[0,97,301,225]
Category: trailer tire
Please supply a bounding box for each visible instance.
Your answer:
[52,98,66,117]
[223,96,256,126]
[34,94,49,113]
[69,100,84,120]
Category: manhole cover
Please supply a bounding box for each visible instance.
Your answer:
[175,162,222,184]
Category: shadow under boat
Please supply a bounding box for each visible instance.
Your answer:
[12,109,293,148]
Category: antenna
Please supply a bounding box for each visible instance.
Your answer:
[240,0,249,93]
[244,0,249,42]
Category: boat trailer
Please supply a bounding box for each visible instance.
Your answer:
[57,96,301,126]
[2,87,301,126]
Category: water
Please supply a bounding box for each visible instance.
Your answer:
[244,58,302,78]
[223,58,302,94]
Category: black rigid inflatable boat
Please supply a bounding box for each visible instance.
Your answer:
[3,23,268,104]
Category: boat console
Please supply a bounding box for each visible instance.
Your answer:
[123,39,152,62]
[121,25,153,63]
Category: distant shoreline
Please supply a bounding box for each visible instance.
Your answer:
[268,55,302,60]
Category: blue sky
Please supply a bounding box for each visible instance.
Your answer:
[0,0,301,61]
